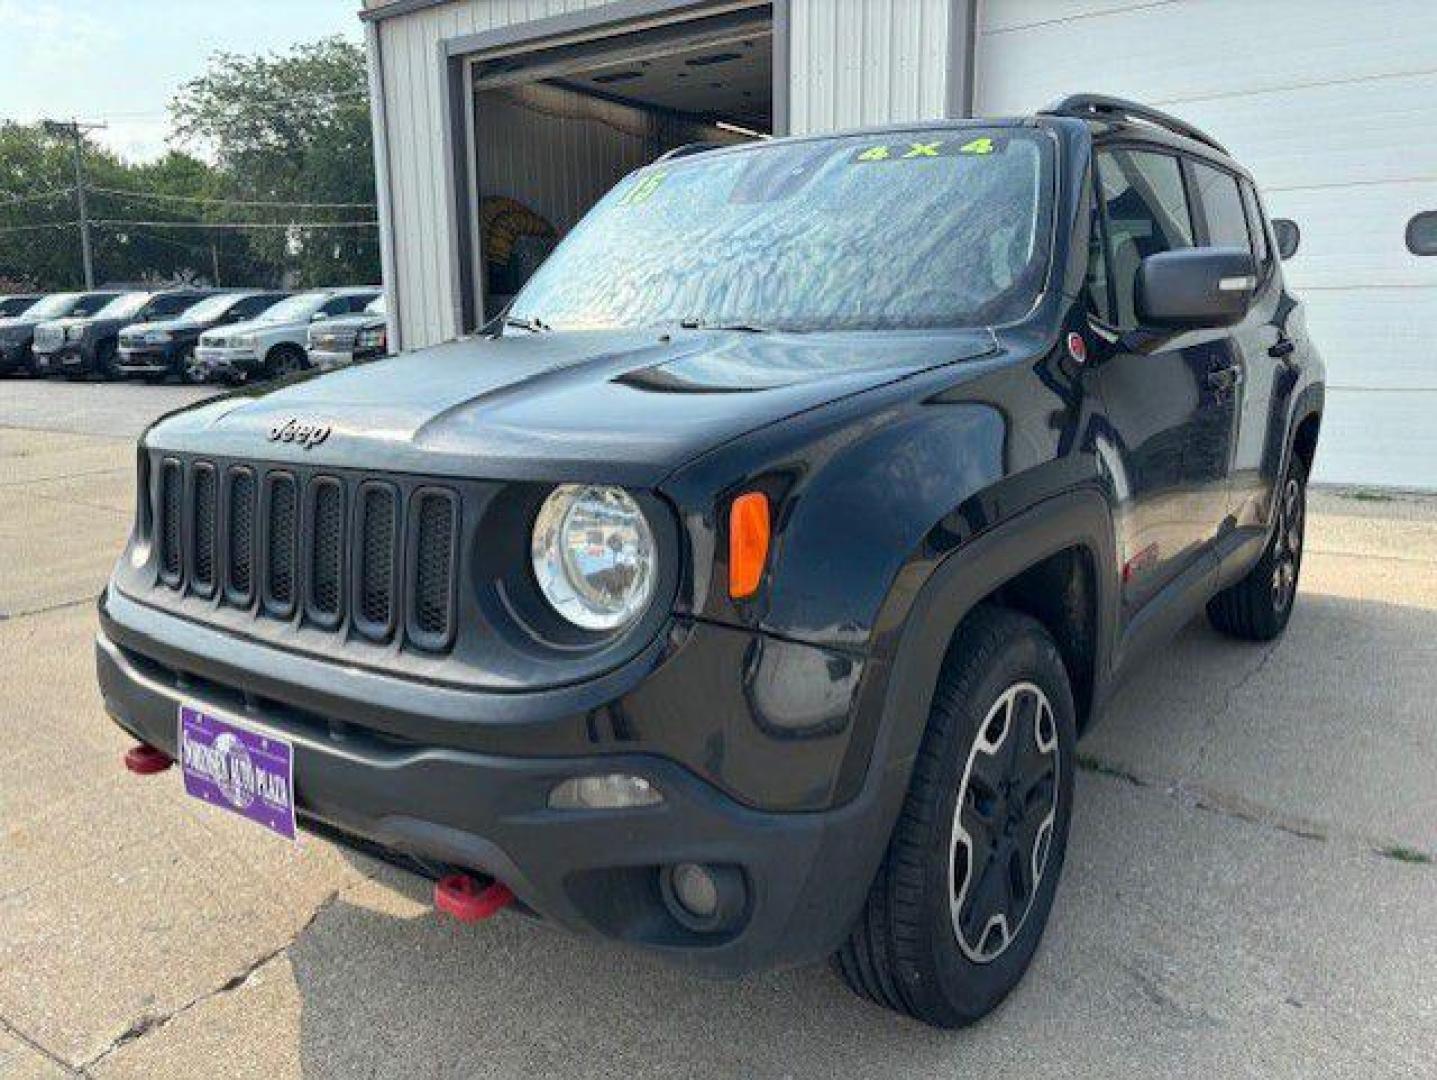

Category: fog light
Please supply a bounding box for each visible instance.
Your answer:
[547,774,663,810]
[669,862,719,919]
[660,862,747,933]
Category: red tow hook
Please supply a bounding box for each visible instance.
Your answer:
[124,744,173,775]
[434,873,514,923]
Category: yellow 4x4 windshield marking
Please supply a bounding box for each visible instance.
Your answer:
[850,136,1004,165]
[620,171,668,206]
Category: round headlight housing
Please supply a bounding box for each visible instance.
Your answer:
[531,485,656,631]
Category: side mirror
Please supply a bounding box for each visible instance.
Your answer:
[1272,219,1300,260]
[1136,247,1256,330]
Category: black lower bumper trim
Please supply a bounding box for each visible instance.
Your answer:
[96,628,899,976]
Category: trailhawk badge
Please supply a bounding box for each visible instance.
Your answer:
[268,417,332,450]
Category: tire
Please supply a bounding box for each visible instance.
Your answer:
[264,345,306,381]
[1207,455,1307,642]
[181,347,207,385]
[96,341,123,381]
[834,605,1077,1028]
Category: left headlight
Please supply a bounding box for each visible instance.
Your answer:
[531,485,657,631]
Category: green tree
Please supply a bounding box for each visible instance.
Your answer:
[0,123,229,289]
[170,36,379,288]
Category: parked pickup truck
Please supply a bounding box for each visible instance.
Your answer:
[0,291,118,376]
[99,97,1322,1028]
[35,288,221,379]
[117,290,291,383]
[306,295,389,371]
[193,287,381,382]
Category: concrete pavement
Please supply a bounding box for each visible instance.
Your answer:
[0,381,1433,1078]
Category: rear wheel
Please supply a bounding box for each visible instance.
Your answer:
[1208,455,1307,641]
[834,605,1076,1028]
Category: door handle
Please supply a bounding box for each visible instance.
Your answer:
[1268,336,1296,359]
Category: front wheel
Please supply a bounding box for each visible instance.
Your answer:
[834,605,1076,1028]
[264,345,306,381]
[1208,456,1307,641]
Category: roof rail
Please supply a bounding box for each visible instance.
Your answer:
[653,141,726,164]
[1041,93,1227,155]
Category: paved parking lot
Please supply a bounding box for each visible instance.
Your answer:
[1,381,1434,1078]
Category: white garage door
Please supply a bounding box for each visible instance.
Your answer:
[976,0,1437,490]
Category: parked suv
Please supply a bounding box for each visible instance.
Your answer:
[98,97,1322,1028]
[0,290,118,376]
[193,287,381,382]
[306,294,389,371]
[117,290,291,383]
[35,288,221,379]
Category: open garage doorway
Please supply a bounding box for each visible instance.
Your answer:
[455,3,779,327]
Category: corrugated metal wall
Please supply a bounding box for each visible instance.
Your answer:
[370,0,616,351]
[368,0,965,351]
[975,0,1437,488]
[787,0,954,135]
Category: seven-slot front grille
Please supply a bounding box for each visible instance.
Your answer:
[154,456,459,651]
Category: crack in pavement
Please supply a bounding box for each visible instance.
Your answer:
[76,887,348,1076]
[1075,753,1435,864]
[0,1014,81,1076]
[0,594,99,622]
[1185,637,1284,782]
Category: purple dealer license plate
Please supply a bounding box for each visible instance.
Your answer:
[178,705,296,842]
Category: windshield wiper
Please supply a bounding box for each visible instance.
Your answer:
[677,317,775,334]
[504,314,552,334]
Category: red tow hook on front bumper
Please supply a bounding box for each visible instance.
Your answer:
[124,743,173,775]
[434,873,514,923]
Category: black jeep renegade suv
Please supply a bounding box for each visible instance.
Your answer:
[97,96,1323,1028]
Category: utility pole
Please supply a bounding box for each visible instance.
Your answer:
[41,119,106,288]
[210,238,222,286]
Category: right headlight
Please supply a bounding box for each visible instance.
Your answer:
[531,485,657,631]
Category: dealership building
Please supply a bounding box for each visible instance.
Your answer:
[360,0,1436,488]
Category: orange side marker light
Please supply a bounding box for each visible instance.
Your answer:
[728,492,771,599]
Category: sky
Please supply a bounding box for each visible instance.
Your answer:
[0,0,363,162]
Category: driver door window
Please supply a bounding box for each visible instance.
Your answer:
[1095,149,1194,329]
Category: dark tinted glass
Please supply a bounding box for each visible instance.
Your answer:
[1190,162,1251,252]
[512,128,1055,332]
[1095,149,1194,328]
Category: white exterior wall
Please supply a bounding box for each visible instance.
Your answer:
[787,0,955,134]
[367,0,967,351]
[976,0,1437,489]
[368,1,616,352]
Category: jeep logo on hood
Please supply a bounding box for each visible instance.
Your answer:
[267,418,332,450]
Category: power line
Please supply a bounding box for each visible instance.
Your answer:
[0,187,74,209]
[0,220,78,236]
[89,186,375,210]
[42,119,107,287]
[92,219,378,230]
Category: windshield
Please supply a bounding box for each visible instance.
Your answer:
[94,292,153,321]
[179,293,241,322]
[25,293,83,318]
[510,128,1053,333]
[256,293,325,323]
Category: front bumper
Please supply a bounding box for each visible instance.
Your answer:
[96,587,902,975]
[31,347,72,374]
[308,346,383,371]
[117,344,183,376]
[194,345,260,377]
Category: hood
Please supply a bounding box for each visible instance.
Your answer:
[146,326,998,486]
[202,316,295,340]
[312,313,382,332]
[127,316,200,335]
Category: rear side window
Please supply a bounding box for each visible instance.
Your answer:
[149,294,201,318]
[1189,162,1251,253]
[234,294,278,318]
[1095,149,1194,328]
[1240,180,1273,273]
